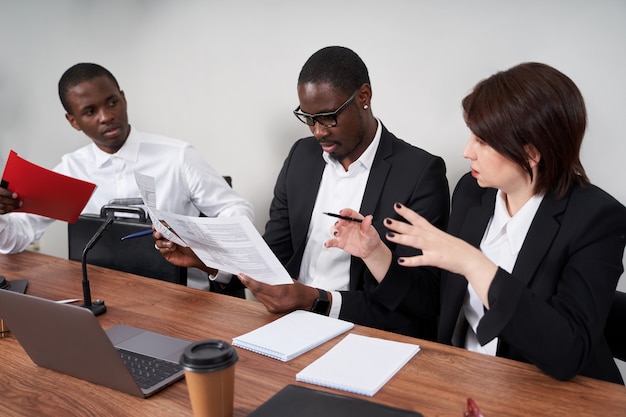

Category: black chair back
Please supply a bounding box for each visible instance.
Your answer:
[68,204,187,285]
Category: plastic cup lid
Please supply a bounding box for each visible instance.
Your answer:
[180,339,238,371]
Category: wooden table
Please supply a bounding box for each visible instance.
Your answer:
[1,251,625,416]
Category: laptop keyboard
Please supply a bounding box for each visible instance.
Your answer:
[117,348,183,390]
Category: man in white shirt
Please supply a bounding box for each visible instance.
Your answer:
[0,63,254,283]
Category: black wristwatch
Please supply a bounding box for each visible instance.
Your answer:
[311,288,330,316]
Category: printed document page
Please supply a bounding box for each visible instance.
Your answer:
[134,172,292,285]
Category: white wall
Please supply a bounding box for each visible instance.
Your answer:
[1,0,625,271]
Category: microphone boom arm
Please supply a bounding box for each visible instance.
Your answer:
[80,213,115,316]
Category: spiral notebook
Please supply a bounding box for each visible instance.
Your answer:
[232,310,354,361]
[295,333,420,396]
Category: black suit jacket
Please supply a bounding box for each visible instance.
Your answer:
[263,124,449,338]
[438,173,626,383]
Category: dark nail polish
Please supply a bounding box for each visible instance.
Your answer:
[395,202,402,209]
[385,218,392,225]
[398,258,405,263]
[387,232,395,238]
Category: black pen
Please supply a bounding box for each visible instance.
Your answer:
[323,212,363,223]
[120,229,153,240]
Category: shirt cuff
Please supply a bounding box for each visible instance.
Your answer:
[328,291,342,319]
[208,269,233,284]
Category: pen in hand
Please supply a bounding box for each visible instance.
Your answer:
[323,212,363,223]
[120,229,153,241]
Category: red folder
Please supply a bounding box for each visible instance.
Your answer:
[1,150,96,223]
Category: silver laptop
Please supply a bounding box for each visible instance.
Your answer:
[0,289,190,398]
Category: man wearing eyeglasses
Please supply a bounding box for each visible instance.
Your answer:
[157,46,449,338]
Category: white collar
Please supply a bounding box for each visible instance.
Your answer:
[322,119,382,172]
[484,190,544,255]
[92,125,140,167]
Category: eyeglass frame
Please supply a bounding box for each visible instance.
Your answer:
[293,88,360,128]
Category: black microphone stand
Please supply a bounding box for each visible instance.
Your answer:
[80,213,115,316]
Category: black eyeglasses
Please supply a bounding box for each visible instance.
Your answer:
[293,89,359,128]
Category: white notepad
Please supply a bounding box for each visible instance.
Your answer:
[296,333,420,396]
[232,310,354,361]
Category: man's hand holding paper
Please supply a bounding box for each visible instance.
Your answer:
[135,172,292,286]
[156,211,293,285]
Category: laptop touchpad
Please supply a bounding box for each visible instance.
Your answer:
[117,331,191,362]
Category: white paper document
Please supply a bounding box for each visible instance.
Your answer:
[232,310,354,361]
[133,172,293,285]
[296,333,420,396]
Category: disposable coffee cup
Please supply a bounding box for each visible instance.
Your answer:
[180,339,238,417]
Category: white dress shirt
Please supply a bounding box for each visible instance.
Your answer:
[462,190,543,355]
[0,126,254,254]
[299,120,382,318]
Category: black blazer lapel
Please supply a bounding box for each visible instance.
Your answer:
[446,190,496,307]
[359,126,393,217]
[511,193,567,286]
[289,156,326,259]
[460,190,497,249]
[291,157,325,246]
[349,126,393,291]
[284,140,326,276]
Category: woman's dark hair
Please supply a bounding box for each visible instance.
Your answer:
[462,62,589,198]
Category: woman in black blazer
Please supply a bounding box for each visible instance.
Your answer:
[326,62,626,384]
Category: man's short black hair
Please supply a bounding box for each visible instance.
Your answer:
[58,63,120,114]
[298,46,370,94]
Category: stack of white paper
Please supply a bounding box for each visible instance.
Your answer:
[232,310,354,361]
[296,333,420,396]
